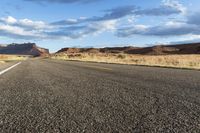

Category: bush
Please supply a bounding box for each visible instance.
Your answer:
[117,54,126,59]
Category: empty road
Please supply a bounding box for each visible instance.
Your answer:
[0,59,200,132]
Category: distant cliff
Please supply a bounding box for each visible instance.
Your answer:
[0,43,49,56]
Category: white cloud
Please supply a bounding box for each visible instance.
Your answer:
[162,0,187,14]
[65,18,78,23]
[0,16,17,24]
[187,35,200,40]
[18,19,48,29]
[0,1,195,41]
[0,16,51,30]
[0,17,48,39]
[46,20,118,39]
[0,24,42,39]
[96,20,117,30]
[165,20,185,27]
[127,16,136,24]
[117,24,148,37]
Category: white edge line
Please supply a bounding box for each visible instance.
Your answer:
[0,62,21,76]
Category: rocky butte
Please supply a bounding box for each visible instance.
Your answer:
[0,43,49,56]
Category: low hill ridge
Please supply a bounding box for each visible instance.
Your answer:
[56,43,200,55]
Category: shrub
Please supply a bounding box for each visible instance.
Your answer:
[117,54,126,59]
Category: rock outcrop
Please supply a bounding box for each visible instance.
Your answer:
[0,43,49,56]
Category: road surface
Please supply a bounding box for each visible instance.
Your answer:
[0,59,200,132]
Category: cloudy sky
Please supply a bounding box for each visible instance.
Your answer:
[0,0,200,52]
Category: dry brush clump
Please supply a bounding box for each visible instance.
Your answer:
[51,53,200,70]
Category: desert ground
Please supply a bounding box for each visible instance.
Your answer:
[51,53,200,70]
[0,54,27,62]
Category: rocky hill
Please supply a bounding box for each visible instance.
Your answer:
[56,43,200,55]
[0,43,49,56]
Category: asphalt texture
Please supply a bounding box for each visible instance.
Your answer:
[0,62,17,71]
[0,59,200,133]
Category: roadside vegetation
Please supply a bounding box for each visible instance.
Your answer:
[0,54,27,63]
[51,53,200,70]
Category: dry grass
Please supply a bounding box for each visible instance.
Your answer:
[51,53,200,70]
[0,61,5,64]
[0,54,27,62]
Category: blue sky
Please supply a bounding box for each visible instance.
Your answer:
[0,0,200,52]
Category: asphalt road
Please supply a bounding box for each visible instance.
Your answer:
[0,61,17,72]
[0,59,200,132]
